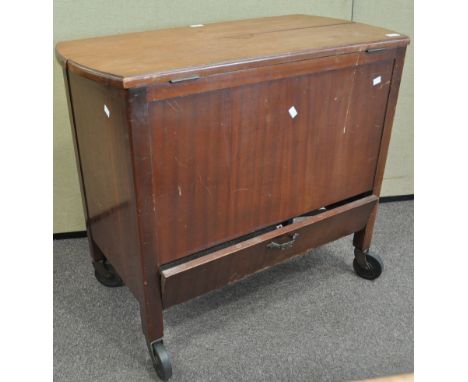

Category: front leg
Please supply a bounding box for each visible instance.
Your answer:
[139,271,172,381]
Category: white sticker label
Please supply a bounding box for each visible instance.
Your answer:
[385,33,400,37]
[373,76,382,86]
[190,24,204,28]
[104,104,110,118]
[288,106,298,119]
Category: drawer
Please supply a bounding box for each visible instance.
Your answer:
[161,195,378,308]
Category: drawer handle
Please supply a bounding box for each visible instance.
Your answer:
[267,233,299,250]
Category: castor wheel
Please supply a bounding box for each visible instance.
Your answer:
[353,250,383,280]
[148,340,172,381]
[93,259,124,287]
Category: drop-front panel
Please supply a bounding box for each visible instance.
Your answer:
[150,55,394,264]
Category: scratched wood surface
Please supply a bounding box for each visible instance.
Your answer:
[150,56,394,264]
[55,14,409,88]
[161,196,378,307]
[67,72,145,303]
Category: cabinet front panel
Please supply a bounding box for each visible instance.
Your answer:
[149,59,394,264]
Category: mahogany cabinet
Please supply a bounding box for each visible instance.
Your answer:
[56,14,409,380]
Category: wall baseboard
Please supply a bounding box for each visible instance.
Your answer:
[53,194,414,240]
[53,231,87,240]
[380,194,414,203]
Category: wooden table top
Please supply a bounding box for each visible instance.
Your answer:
[56,14,409,88]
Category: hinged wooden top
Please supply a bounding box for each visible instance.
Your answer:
[56,14,409,89]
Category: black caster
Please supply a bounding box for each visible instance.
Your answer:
[93,259,124,287]
[353,249,383,280]
[148,340,172,381]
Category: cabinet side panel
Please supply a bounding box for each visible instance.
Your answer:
[67,71,143,301]
[354,46,407,250]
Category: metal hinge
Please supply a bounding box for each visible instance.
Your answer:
[365,48,387,54]
[169,75,200,83]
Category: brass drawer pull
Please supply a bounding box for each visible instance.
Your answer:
[267,233,299,250]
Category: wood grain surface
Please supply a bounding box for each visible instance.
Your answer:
[150,56,394,264]
[55,14,409,88]
[161,195,378,308]
[67,72,145,302]
[353,47,407,251]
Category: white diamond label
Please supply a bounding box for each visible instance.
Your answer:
[288,106,298,119]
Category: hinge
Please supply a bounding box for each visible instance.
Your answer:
[365,48,387,54]
[169,75,200,84]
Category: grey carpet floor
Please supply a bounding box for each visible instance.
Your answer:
[54,201,413,382]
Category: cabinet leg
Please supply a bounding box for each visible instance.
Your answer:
[352,203,378,252]
[139,273,172,381]
[141,307,172,381]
